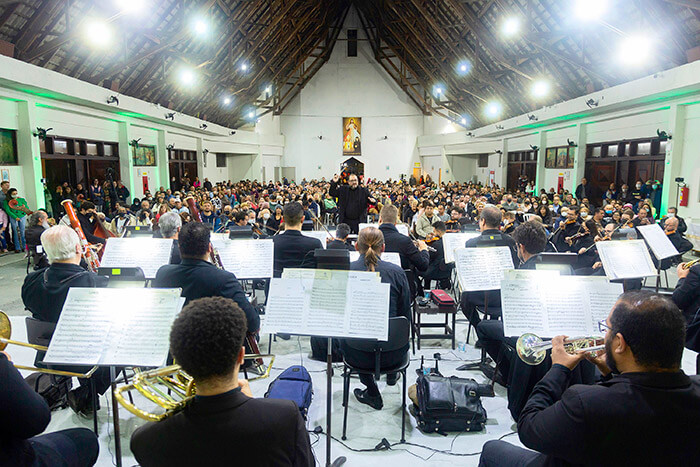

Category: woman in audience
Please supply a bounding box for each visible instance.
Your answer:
[343,227,411,410]
[538,204,552,229]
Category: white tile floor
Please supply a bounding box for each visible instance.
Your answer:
[8,314,698,467]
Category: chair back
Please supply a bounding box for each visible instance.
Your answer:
[346,316,410,353]
[25,317,56,369]
[523,213,537,222]
[97,266,147,288]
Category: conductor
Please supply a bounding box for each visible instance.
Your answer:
[329,173,375,234]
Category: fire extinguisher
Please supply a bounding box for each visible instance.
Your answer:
[680,186,689,207]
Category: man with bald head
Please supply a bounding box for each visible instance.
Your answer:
[663,216,693,265]
[329,173,375,234]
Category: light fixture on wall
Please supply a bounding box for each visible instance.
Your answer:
[106,95,119,105]
[166,144,174,150]
[530,145,539,151]
[494,150,503,155]
[129,138,141,148]
[567,139,577,147]
[203,149,209,155]
[495,124,504,130]
[585,98,599,108]
[200,123,208,130]
[32,127,52,140]
[230,130,237,135]
[202,149,209,167]
[318,135,323,140]
[382,135,388,140]
[656,129,672,141]
[165,112,175,121]
[466,132,475,137]
[527,114,538,121]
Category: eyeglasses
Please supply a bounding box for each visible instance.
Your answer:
[598,319,611,334]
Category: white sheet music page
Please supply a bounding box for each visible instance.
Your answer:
[359,223,409,236]
[454,246,514,291]
[443,233,480,263]
[44,288,183,367]
[349,251,401,268]
[597,240,657,280]
[301,231,331,248]
[210,238,274,279]
[264,270,389,340]
[99,237,173,279]
[637,224,679,260]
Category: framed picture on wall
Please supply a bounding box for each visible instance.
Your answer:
[566,147,575,168]
[342,117,361,156]
[0,129,18,165]
[556,147,568,168]
[132,145,156,166]
[545,148,556,168]
[1,168,8,182]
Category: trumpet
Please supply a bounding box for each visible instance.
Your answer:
[115,353,275,422]
[516,333,605,366]
[682,258,700,270]
[0,311,97,378]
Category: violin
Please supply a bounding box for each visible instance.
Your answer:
[424,232,440,244]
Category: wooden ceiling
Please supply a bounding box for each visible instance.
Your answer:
[0,0,698,129]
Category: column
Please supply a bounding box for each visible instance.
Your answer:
[440,146,454,183]
[17,100,43,209]
[661,103,686,214]
[534,131,547,194]
[156,130,169,191]
[117,122,135,192]
[571,123,587,193]
[498,138,508,188]
[249,148,263,181]
[196,137,205,178]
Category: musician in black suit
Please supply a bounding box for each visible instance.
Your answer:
[674,261,700,351]
[329,173,375,234]
[152,222,259,335]
[157,211,182,264]
[327,222,354,251]
[461,206,519,326]
[553,206,580,253]
[418,221,453,290]
[479,291,700,467]
[378,204,429,272]
[1,351,99,467]
[272,202,323,278]
[343,227,411,410]
[21,225,111,416]
[131,297,314,466]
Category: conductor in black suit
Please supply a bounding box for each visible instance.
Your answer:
[131,297,314,466]
[479,291,700,467]
[329,173,375,234]
[272,202,323,278]
[152,222,259,334]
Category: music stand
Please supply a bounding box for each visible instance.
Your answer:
[124,225,152,237]
[315,249,350,270]
[229,225,255,239]
[97,266,147,288]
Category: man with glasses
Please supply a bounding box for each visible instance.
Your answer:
[479,291,700,466]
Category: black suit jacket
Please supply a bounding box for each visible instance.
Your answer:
[329,181,371,223]
[77,212,106,245]
[22,262,108,323]
[673,264,700,351]
[379,223,429,272]
[131,388,314,467]
[518,364,700,466]
[327,239,354,251]
[152,259,259,333]
[0,353,52,466]
[272,230,323,278]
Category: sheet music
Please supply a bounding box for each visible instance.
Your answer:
[301,231,331,248]
[44,288,183,367]
[99,237,173,279]
[501,274,623,337]
[637,224,680,260]
[443,233,481,263]
[210,238,274,279]
[264,271,390,340]
[596,240,657,280]
[359,223,409,236]
[454,246,514,291]
[349,251,402,268]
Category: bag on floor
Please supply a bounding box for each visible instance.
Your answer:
[413,374,490,434]
[24,372,73,411]
[265,365,313,419]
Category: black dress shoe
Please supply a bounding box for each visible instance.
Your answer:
[353,388,383,410]
[68,387,100,417]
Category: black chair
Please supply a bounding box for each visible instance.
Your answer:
[341,316,410,442]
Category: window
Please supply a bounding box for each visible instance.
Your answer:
[478,154,488,168]
[347,29,357,57]
[216,154,227,168]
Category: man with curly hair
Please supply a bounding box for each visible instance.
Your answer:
[131,297,314,466]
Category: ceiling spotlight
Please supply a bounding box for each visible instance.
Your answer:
[618,35,651,66]
[165,112,175,120]
[240,63,248,72]
[485,101,502,118]
[575,0,607,21]
[502,17,520,37]
[248,111,255,119]
[434,86,443,95]
[223,97,232,105]
[193,19,208,36]
[457,61,471,75]
[84,20,112,48]
[585,98,599,108]
[106,95,119,105]
[531,80,550,98]
[179,69,195,86]
[264,85,272,94]
[461,117,467,125]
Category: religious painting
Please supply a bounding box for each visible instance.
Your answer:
[566,147,575,168]
[556,147,568,169]
[545,148,556,168]
[0,129,18,165]
[342,117,361,156]
[132,144,156,166]
[1,169,8,182]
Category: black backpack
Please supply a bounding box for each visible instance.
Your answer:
[24,373,73,411]
[413,374,492,434]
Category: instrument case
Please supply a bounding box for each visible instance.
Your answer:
[430,289,455,307]
[265,365,313,419]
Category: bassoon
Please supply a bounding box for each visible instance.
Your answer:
[61,199,100,272]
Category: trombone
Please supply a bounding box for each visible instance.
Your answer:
[516,332,605,366]
[0,311,98,378]
[682,258,700,270]
[114,353,275,422]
